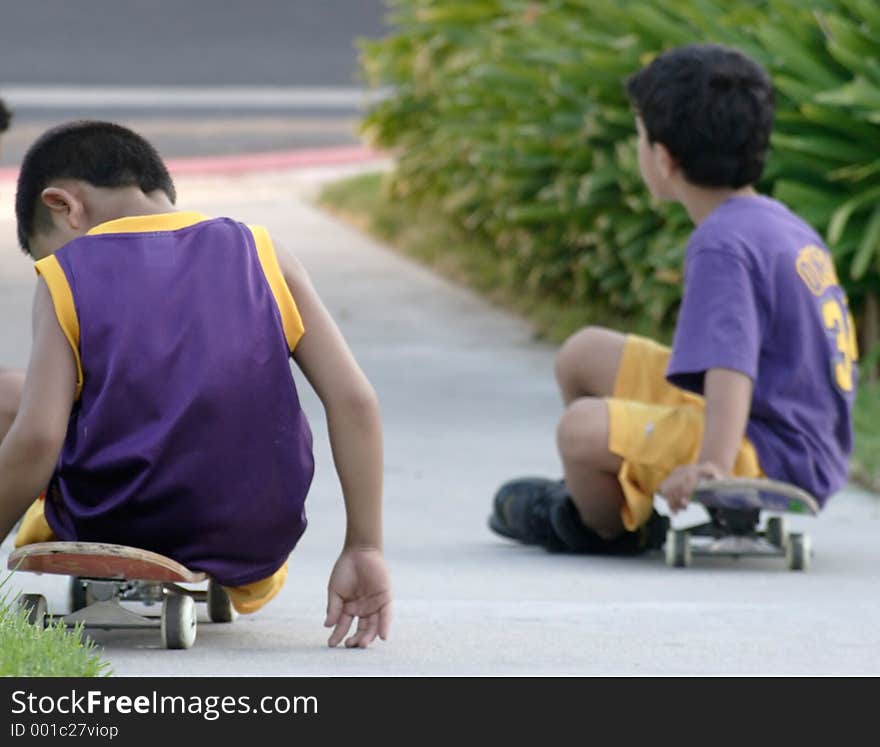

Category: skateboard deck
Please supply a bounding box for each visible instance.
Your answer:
[7,541,206,582]
[690,477,820,516]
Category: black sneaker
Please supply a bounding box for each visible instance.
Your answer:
[489,477,568,551]
[550,498,670,555]
[548,497,616,554]
[638,508,671,551]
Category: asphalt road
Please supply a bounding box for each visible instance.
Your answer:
[0,1,389,165]
[1,166,879,675]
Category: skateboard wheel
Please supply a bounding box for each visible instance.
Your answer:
[785,533,811,571]
[69,577,88,612]
[207,580,237,623]
[17,594,48,628]
[665,529,691,568]
[765,516,786,548]
[161,594,197,649]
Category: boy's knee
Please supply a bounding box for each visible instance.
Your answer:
[557,397,608,463]
[556,326,604,377]
[555,326,624,397]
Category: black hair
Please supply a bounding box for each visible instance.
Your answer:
[626,43,775,189]
[15,120,176,254]
[0,98,11,133]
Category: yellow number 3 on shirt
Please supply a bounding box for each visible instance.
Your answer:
[822,298,859,392]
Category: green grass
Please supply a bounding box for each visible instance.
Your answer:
[0,575,111,677]
[318,171,879,491]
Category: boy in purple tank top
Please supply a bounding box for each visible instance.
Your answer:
[0,121,390,648]
[490,44,856,554]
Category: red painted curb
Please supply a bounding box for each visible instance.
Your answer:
[0,144,385,184]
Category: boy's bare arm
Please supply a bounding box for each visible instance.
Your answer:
[660,367,753,511]
[275,241,383,550]
[698,367,753,472]
[273,238,390,648]
[0,280,76,541]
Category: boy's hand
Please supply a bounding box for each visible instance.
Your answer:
[325,547,391,649]
[660,461,725,513]
[661,370,749,514]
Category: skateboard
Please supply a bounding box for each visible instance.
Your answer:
[7,542,237,649]
[664,478,820,571]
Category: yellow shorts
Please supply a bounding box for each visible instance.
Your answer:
[607,335,764,531]
[14,497,286,615]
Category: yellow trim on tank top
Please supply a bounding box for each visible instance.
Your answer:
[34,255,84,400]
[86,211,210,236]
[248,225,305,352]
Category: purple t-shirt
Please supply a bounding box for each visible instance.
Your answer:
[667,196,855,504]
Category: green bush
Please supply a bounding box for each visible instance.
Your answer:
[361,0,880,348]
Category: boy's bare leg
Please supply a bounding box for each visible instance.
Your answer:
[0,369,24,442]
[554,327,628,538]
[555,326,626,403]
[556,396,625,539]
[493,326,639,546]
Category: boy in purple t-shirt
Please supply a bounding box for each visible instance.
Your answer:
[490,44,856,554]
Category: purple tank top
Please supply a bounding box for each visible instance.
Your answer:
[37,212,314,586]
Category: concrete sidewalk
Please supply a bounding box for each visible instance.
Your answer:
[2,167,879,675]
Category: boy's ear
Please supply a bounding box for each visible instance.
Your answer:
[653,142,679,180]
[40,186,87,231]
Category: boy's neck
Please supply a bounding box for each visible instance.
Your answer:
[676,183,758,225]
[88,187,177,229]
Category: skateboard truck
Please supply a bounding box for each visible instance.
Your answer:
[663,478,819,571]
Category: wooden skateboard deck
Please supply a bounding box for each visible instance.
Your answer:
[7,541,206,583]
[691,478,820,516]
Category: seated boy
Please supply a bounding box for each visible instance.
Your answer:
[0,121,391,648]
[490,44,856,553]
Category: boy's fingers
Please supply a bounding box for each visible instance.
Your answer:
[378,603,392,640]
[345,614,374,648]
[325,592,343,627]
[358,614,379,648]
[328,613,353,647]
[344,616,366,648]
